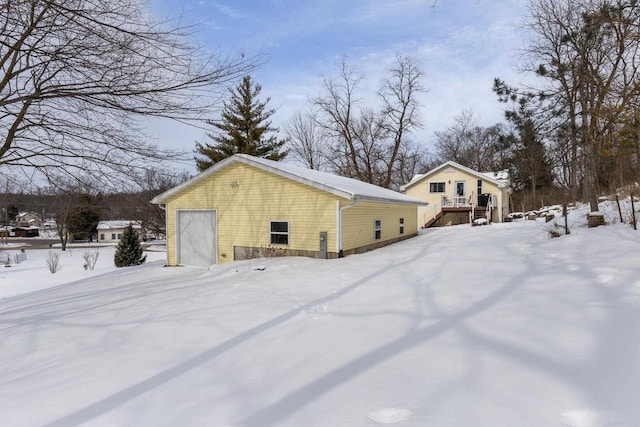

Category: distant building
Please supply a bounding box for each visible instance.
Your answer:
[0,226,40,238]
[97,221,143,243]
[16,211,42,228]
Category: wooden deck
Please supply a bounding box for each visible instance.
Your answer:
[422,205,492,228]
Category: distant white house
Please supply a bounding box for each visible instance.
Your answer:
[97,221,143,243]
[16,211,42,227]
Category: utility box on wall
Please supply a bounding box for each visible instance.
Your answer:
[319,231,328,259]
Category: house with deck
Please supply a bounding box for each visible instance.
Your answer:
[151,154,427,267]
[401,161,511,227]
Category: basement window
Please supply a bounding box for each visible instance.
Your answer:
[374,219,382,240]
[270,221,289,245]
[430,182,445,193]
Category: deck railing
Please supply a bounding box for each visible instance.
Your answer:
[425,192,496,227]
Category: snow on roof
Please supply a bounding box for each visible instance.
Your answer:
[152,154,427,206]
[17,211,41,218]
[97,220,142,230]
[404,173,426,188]
[481,170,510,181]
[400,160,509,191]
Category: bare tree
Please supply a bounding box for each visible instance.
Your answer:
[524,0,640,212]
[1,0,255,187]
[131,168,191,238]
[348,108,389,185]
[433,110,505,171]
[46,182,84,251]
[284,110,328,170]
[379,55,425,188]
[312,59,363,180]
[311,56,427,189]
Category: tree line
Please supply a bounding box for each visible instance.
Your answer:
[0,169,188,250]
[2,0,640,220]
[195,0,640,214]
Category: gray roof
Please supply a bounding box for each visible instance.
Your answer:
[151,154,427,206]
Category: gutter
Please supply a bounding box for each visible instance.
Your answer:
[337,198,359,258]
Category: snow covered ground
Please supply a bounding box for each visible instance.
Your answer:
[1,202,639,426]
[0,244,167,299]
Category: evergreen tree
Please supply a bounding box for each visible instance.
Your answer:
[114,224,146,267]
[67,206,100,242]
[195,75,288,171]
[494,79,554,201]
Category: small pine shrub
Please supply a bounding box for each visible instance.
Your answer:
[114,224,146,267]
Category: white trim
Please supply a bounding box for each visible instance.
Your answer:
[429,181,446,193]
[454,180,466,205]
[152,154,426,207]
[401,160,508,191]
[338,199,359,256]
[176,209,217,267]
[269,220,290,246]
[335,201,340,254]
[374,218,382,240]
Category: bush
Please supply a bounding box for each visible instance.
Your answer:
[47,251,61,273]
[83,251,100,270]
[114,224,146,267]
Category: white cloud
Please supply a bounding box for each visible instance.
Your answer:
[149,0,535,166]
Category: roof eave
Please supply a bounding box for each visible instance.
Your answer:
[402,160,508,190]
[355,196,428,206]
[151,154,425,206]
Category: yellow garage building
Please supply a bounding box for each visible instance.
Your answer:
[151,154,427,266]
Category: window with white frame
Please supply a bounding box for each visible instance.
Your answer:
[429,182,445,193]
[270,221,289,245]
[374,219,382,240]
[399,217,404,235]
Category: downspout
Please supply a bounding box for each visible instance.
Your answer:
[156,203,168,264]
[338,198,359,258]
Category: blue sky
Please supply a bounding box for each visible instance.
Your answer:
[149,0,532,169]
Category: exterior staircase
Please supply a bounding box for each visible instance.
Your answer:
[422,204,493,228]
[422,211,444,228]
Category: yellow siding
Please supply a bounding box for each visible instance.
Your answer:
[164,162,338,265]
[163,161,421,264]
[341,202,417,251]
[405,165,505,225]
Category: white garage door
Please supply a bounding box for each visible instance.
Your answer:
[177,210,216,267]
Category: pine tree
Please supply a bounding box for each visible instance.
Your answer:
[194,75,288,171]
[114,224,147,267]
